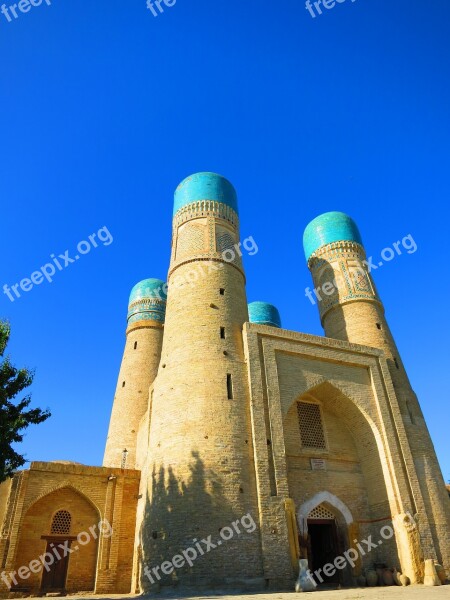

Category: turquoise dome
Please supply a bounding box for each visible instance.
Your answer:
[248,302,282,328]
[127,279,167,324]
[303,212,363,261]
[174,172,238,216]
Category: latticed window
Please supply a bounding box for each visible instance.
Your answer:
[297,402,327,449]
[308,504,335,520]
[51,510,72,534]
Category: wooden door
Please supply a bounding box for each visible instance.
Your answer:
[40,540,71,592]
[307,519,340,584]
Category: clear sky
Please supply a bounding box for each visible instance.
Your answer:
[1,0,449,483]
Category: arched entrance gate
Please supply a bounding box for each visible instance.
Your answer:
[298,492,354,586]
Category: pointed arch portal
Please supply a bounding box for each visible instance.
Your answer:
[297,492,354,586]
[14,486,100,594]
[298,491,354,526]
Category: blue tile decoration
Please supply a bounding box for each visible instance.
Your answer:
[303,212,363,262]
[128,311,165,325]
[174,172,238,216]
[248,302,282,328]
[127,278,167,323]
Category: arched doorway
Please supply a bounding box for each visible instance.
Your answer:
[14,487,100,595]
[306,504,340,584]
[298,493,354,587]
[283,381,401,581]
[40,509,74,592]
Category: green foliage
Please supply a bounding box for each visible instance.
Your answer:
[0,320,50,483]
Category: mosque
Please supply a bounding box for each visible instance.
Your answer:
[0,172,449,596]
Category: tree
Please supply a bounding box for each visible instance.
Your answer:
[0,320,50,483]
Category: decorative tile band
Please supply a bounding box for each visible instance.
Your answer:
[127,298,167,323]
[173,200,238,229]
[308,241,382,322]
[169,208,244,278]
[308,240,365,269]
[127,279,167,324]
[128,311,165,324]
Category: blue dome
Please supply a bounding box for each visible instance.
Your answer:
[127,279,167,324]
[248,302,282,328]
[303,212,363,261]
[174,172,238,216]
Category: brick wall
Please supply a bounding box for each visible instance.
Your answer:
[243,324,445,584]
[0,462,140,597]
[139,204,264,590]
[103,320,164,470]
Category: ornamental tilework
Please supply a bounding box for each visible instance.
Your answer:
[248,301,282,328]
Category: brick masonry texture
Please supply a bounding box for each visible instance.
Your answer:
[0,463,139,597]
[309,240,450,573]
[0,195,449,596]
[138,204,264,590]
[103,319,164,470]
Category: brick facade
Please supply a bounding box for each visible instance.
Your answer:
[1,179,448,595]
[0,463,139,597]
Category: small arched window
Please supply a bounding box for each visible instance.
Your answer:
[51,510,72,534]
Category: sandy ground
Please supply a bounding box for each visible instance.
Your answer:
[23,583,450,600]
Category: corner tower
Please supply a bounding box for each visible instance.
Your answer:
[103,279,166,469]
[141,173,263,588]
[303,211,450,570]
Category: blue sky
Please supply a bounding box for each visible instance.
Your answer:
[1,0,449,483]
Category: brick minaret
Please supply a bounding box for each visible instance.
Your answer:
[303,211,450,572]
[140,173,263,588]
[103,279,166,469]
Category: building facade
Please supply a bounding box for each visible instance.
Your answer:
[0,172,449,595]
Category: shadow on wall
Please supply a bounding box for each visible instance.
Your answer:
[139,451,260,589]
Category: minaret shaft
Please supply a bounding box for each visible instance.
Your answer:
[103,279,166,469]
[140,173,263,589]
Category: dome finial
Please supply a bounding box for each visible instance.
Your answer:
[303,211,363,262]
[248,302,282,328]
[174,172,238,216]
[127,278,167,324]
